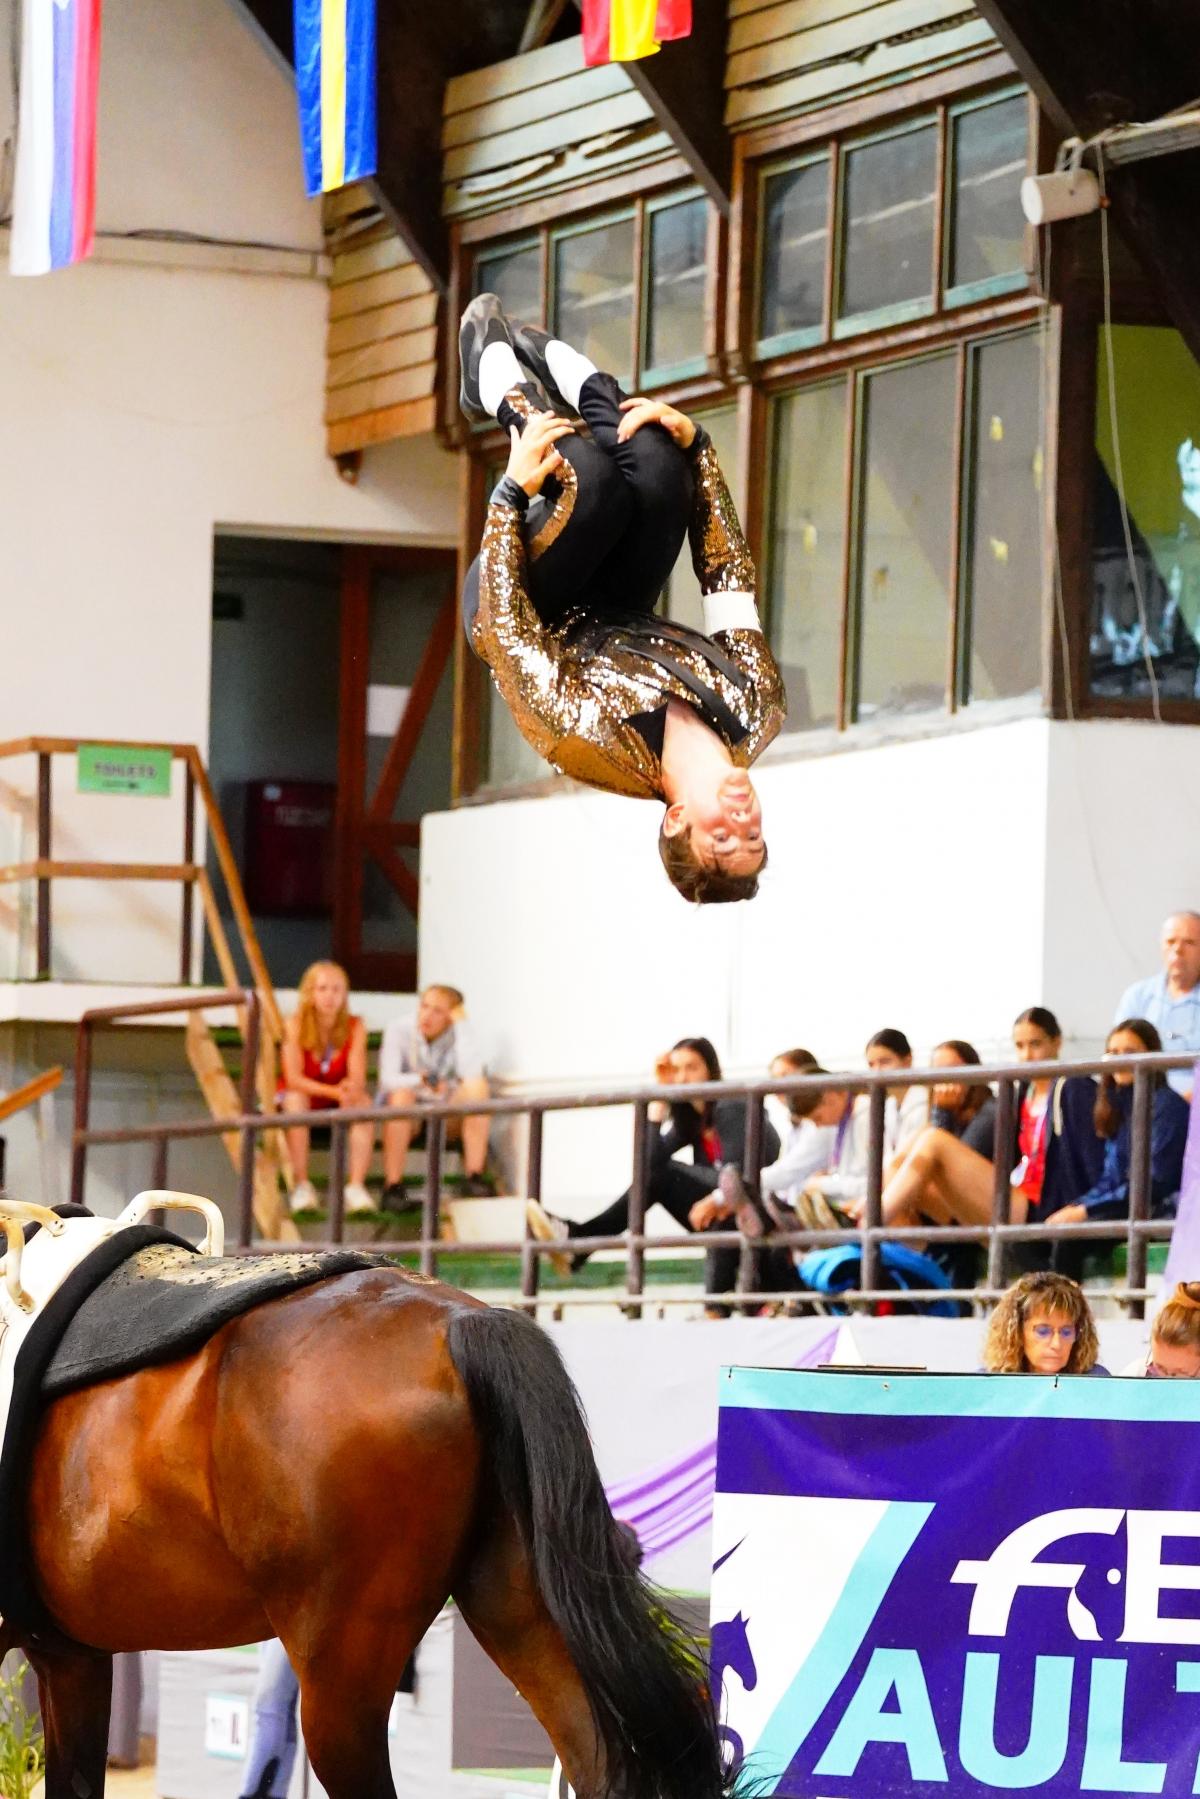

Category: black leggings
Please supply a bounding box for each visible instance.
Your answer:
[569,1163,777,1306]
[462,372,694,640]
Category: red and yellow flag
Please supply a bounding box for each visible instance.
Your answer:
[582,0,692,66]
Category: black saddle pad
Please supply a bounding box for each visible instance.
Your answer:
[0,1225,378,1645]
[43,1240,376,1396]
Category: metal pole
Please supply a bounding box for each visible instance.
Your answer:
[861,1084,886,1296]
[237,993,261,1251]
[421,1117,442,1279]
[737,1093,765,1298]
[987,1077,1016,1293]
[1126,1066,1152,1320]
[180,760,196,985]
[36,751,51,979]
[328,1121,347,1245]
[520,1109,543,1306]
[70,1018,93,1207]
[626,1100,649,1316]
[151,1137,169,1191]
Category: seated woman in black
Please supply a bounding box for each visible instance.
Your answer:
[1044,1017,1190,1279]
[526,1035,779,1312]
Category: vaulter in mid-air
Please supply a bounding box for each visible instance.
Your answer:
[459,294,786,904]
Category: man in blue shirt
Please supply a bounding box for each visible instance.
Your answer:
[1115,911,1200,1098]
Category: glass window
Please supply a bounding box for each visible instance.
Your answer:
[645,197,708,377]
[1091,326,1200,701]
[840,125,937,322]
[553,216,636,382]
[854,353,957,720]
[767,383,848,731]
[663,407,741,632]
[963,331,1044,702]
[949,95,1029,290]
[474,241,542,323]
[759,157,829,346]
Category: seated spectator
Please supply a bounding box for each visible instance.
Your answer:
[801,1029,928,1218]
[1143,1282,1200,1377]
[869,1009,1102,1258]
[1044,1018,1190,1278]
[278,960,374,1215]
[866,1028,930,1146]
[1115,911,1200,1097]
[722,1048,827,1226]
[525,1036,779,1313]
[927,1040,997,1155]
[982,1271,1106,1374]
[378,985,492,1204]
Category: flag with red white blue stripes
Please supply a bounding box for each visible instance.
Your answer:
[10,0,103,275]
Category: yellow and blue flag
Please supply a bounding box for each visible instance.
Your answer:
[294,0,376,197]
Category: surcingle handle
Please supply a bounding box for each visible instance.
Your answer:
[117,1191,225,1258]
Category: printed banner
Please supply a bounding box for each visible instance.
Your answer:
[711,1368,1200,1798]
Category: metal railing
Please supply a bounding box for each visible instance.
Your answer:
[66,1000,1196,1319]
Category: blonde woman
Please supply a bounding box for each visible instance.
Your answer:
[1145,1284,1200,1378]
[278,960,374,1214]
[982,1271,1105,1375]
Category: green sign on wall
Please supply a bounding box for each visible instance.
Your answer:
[77,744,172,797]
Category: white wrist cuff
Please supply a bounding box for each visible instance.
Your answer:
[703,591,761,634]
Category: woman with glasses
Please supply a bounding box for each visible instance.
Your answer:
[981,1271,1106,1375]
[1145,1283,1200,1378]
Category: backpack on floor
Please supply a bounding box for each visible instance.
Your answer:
[796,1242,961,1318]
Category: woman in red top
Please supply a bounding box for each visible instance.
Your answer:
[279,960,374,1215]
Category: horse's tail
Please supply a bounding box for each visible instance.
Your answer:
[446,1304,733,1799]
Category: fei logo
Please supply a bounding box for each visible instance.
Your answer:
[718,1499,1200,1797]
[952,1507,1200,1645]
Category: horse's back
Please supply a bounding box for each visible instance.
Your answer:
[29,1266,484,1652]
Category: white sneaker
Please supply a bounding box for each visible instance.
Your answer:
[289,1179,318,1215]
[344,1182,376,1215]
[525,1200,572,1277]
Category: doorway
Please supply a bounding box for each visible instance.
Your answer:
[207,536,457,992]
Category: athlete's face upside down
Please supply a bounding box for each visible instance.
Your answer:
[663,767,764,879]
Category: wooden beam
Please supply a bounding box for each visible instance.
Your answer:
[0,1067,63,1128]
[973,0,1200,364]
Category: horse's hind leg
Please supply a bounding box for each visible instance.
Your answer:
[453,1511,607,1798]
[33,1647,113,1799]
[287,1610,433,1799]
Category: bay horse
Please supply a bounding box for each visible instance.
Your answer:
[3,1265,740,1799]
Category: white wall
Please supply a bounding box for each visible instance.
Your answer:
[0,0,457,984]
[1043,718,1200,1042]
[421,713,1199,1208]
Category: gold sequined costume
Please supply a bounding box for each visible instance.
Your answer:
[471,439,786,800]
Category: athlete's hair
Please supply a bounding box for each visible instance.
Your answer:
[658,819,765,904]
[1153,1282,1200,1353]
[295,960,352,1055]
[982,1271,1099,1374]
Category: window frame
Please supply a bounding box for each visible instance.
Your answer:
[943,86,1035,310]
[738,73,1036,368]
[762,322,1050,736]
[639,187,712,390]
